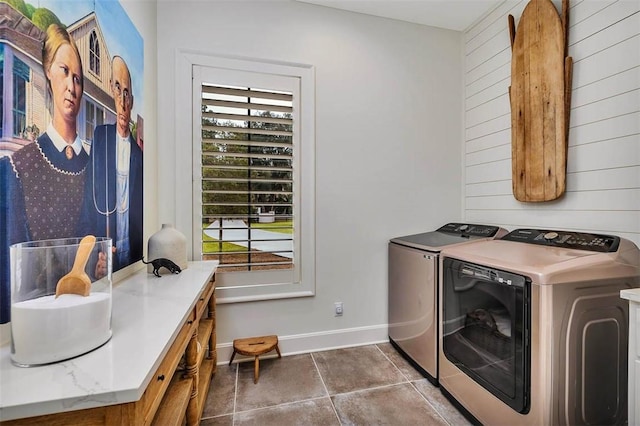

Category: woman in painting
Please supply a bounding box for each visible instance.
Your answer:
[0,24,87,323]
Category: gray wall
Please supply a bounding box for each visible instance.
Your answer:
[156,1,463,356]
[127,0,639,359]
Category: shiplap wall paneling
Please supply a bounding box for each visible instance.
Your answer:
[463,0,640,247]
[464,0,526,205]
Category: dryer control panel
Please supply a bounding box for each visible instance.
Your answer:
[437,223,501,237]
[501,228,620,252]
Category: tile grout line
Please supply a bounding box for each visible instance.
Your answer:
[231,395,336,417]
[375,343,458,426]
[328,380,418,399]
[373,343,412,384]
[232,363,238,425]
[310,352,342,425]
[228,381,437,420]
[408,380,452,426]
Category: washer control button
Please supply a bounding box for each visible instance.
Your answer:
[544,231,559,241]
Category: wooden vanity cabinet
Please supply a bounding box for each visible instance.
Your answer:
[149,275,217,425]
[1,272,217,426]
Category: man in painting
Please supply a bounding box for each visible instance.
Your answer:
[79,55,143,275]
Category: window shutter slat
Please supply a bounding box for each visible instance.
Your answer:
[203,111,293,126]
[202,85,293,102]
[202,98,293,114]
[202,125,292,137]
[203,138,292,149]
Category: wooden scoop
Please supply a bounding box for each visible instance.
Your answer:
[55,235,96,298]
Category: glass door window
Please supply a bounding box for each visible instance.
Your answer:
[442,258,531,413]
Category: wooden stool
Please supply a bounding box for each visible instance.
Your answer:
[229,335,281,383]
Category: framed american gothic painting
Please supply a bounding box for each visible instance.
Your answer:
[0,0,144,323]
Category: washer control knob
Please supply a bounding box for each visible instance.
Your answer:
[459,224,469,231]
[544,231,559,241]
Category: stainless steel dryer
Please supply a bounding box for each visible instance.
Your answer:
[438,228,640,425]
[388,223,507,384]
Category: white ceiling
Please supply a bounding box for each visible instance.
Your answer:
[295,0,502,31]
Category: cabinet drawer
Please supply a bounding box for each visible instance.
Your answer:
[142,317,195,423]
[195,279,215,320]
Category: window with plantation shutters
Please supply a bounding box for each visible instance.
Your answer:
[185,57,315,302]
[200,84,294,271]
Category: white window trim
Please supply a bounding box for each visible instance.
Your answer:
[175,50,316,304]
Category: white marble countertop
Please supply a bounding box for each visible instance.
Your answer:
[0,260,218,422]
[621,288,640,303]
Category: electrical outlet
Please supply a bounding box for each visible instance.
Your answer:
[334,302,343,316]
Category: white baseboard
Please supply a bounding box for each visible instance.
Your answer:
[218,324,389,364]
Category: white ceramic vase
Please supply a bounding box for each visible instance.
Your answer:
[147,223,188,273]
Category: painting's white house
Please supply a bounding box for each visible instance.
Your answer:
[0,6,119,157]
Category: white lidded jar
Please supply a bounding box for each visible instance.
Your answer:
[147,223,188,273]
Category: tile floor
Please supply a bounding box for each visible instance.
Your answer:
[200,343,472,425]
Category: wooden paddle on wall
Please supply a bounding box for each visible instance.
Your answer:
[508,0,573,202]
